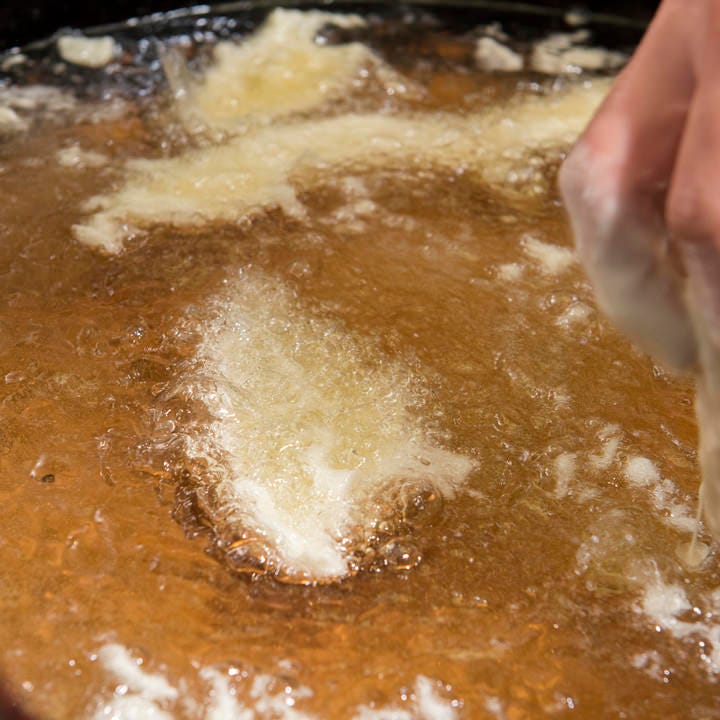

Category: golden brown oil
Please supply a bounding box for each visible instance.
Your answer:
[0,22,717,720]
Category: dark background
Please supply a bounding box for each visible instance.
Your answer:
[0,0,660,51]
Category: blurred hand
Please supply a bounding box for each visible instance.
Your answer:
[559,0,720,537]
[560,0,717,369]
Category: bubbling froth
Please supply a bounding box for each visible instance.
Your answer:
[164,8,372,133]
[175,273,475,582]
[72,9,611,256]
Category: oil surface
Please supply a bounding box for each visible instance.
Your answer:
[0,11,717,720]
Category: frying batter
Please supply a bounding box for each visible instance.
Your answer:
[69,9,610,581]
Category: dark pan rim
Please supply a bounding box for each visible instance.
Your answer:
[5,0,647,56]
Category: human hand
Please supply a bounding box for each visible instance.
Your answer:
[559,0,720,370]
[559,0,720,537]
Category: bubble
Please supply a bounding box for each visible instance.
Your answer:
[127,358,168,383]
[223,537,271,577]
[576,509,650,594]
[398,482,444,527]
[676,540,710,571]
[377,538,422,571]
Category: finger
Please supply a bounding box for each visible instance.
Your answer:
[573,0,699,202]
[683,243,720,540]
[559,0,702,370]
[668,1,720,251]
[670,0,720,352]
[666,4,720,540]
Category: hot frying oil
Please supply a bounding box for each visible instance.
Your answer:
[0,11,716,720]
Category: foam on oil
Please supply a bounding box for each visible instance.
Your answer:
[72,9,610,253]
[179,273,474,581]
